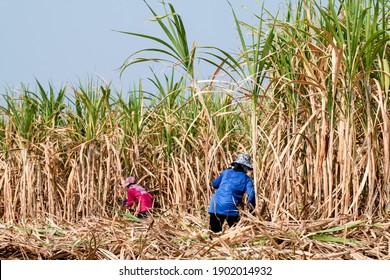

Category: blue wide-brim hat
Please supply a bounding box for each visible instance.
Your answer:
[232,153,253,169]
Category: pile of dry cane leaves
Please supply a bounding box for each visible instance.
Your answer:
[1,210,389,260]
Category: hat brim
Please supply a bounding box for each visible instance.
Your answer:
[232,161,253,169]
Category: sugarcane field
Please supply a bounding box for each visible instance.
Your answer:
[0,0,389,260]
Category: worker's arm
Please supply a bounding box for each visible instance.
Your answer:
[126,188,136,207]
[212,169,229,189]
[245,178,256,208]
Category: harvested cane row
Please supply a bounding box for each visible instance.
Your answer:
[1,211,389,260]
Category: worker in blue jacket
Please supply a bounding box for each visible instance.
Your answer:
[208,153,256,233]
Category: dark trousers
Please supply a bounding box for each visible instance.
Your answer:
[209,213,240,233]
[137,210,153,219]
[137,211,148,219]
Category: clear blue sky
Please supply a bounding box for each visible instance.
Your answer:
[0,0,287,93]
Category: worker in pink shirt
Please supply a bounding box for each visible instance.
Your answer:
[122,176,154,219]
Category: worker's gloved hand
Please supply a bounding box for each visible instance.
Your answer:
[120,199,127,206]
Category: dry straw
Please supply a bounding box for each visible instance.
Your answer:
[0,211,389,260]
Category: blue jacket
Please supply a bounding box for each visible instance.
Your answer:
[208,168,256,216]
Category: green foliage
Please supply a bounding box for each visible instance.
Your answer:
[118,0,197,80]
[0,86,39,147]
[67,82,113,141]
[28,80,67,129]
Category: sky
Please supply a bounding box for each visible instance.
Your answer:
[0,0,287,94]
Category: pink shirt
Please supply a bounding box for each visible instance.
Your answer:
[126,184,153,212]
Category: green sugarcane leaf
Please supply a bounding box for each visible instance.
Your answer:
[310,234,364,245]
[305,220,365,238]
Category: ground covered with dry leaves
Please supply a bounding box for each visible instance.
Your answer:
[1,210,389,260]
